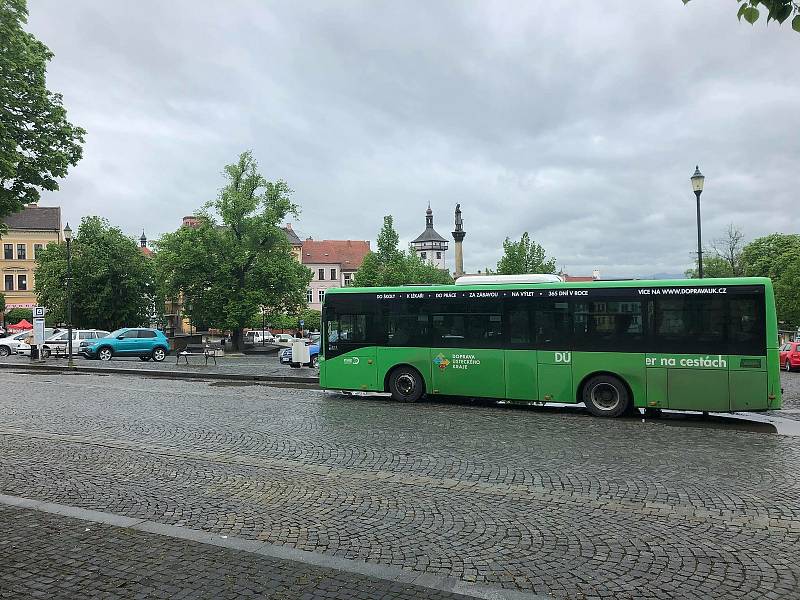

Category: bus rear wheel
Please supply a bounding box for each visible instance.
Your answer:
[389,367,424,403]
[582,374,630,418]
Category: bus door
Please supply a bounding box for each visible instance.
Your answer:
[429,301,505,399]
[321,310,379,392]
[535,300,574,403]
[504,301,538,401]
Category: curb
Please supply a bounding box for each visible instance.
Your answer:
[0,361,319,386]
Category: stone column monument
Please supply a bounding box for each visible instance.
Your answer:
[452,204,466,278]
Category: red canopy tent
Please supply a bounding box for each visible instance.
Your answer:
[7,319,33,332]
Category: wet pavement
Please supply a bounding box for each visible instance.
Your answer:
[0,370,798,599]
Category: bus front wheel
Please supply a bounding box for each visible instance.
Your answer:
[582,374,630,418]
[389,367,425,403]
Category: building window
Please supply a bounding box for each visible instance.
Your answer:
[3,244,11,260]
[16,244,26,260]
[306,289,313,303]
[17,274,27,290]
[420,252,426,259]
[318,289,325,302]
[343,273,352,286]
[4,275,13,291]
[318,268,325,280]
[34,243,43,258]
[436,252,442,259]
[330,268,337,280]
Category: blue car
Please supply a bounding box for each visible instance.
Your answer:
[80,328,170,362]
[279,340,320,367]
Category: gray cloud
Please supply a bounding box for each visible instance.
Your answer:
[27,0,800,277]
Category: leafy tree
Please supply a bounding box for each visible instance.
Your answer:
[740,233,800,327]
[740,233,800,281]
[4,307,31,323]
[774,261,800,328]
[0,0,85,226]
[685,254,735,278]
[34,217,156,329]
[353,216,454,287]
[682,0,800,34]
[495,232,557,275]
[253,308,321,332]
[155,151,312,352]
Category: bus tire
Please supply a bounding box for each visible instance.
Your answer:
[389,366,425,403]
[582,374,630,418]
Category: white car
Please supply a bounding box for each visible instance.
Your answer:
[0,332,32,357]
[273,334,298,347]
[18,329,109,357]
[245,330,274,345]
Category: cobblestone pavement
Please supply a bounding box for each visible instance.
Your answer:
[0,351,316,378]
[0,505,475,600]
[0,370,799,599]
[779,369,800,420]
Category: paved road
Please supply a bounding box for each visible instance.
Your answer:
[0,370,799,599]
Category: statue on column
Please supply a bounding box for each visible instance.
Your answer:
[454,203,463,231]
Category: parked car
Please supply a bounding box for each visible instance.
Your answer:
[245,330,274,345]
[780,341,800,372]
[80,328,170,362]
[279,339,319,367]
[0,331,33,357]
[273,333,298,347]
[18,328,104,357]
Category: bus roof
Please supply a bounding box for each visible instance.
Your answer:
[324,276,774,296]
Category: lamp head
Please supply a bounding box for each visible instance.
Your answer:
[63,223,72,241]
[691,165,705,193]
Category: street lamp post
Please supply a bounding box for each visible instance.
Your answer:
[64,223,74,368]
[690,166,705,279]
[261,307,266,346]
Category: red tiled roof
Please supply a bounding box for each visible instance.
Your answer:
[301,240,370,269]
[140,246,153,257]
[563,275,594,282]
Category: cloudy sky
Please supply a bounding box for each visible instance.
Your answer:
[27,1,800,277]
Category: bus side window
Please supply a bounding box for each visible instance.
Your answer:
[729,296,765,355]
[507,304,532,347]
[535,301,571,347]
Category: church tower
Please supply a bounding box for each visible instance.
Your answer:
[411,204,448,269]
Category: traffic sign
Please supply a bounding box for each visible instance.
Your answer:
[33,306,46,318]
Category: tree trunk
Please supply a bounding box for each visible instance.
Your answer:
[232,328,244,353]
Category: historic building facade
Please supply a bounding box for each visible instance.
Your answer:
[302,239,370,311]
[1,205,62,310]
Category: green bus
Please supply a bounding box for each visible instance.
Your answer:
[319,276,781,417]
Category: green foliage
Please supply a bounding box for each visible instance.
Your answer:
[0,0,86,225]
[740,233,800,327]
[685,254,735,278]
[682,0,800,33]
[353,216,454,287]
[774,261,800,328]
[155,151,312,351]
[495,232,557,275]
[253,308,321,332]
[34,216,156,329]
[0,292,4,314]
[4,307,31,323]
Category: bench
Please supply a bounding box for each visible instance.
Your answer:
[176,343,221,365]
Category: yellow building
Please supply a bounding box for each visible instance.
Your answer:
[1,205,62,310]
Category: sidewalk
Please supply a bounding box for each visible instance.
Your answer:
[0,353,319,384]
